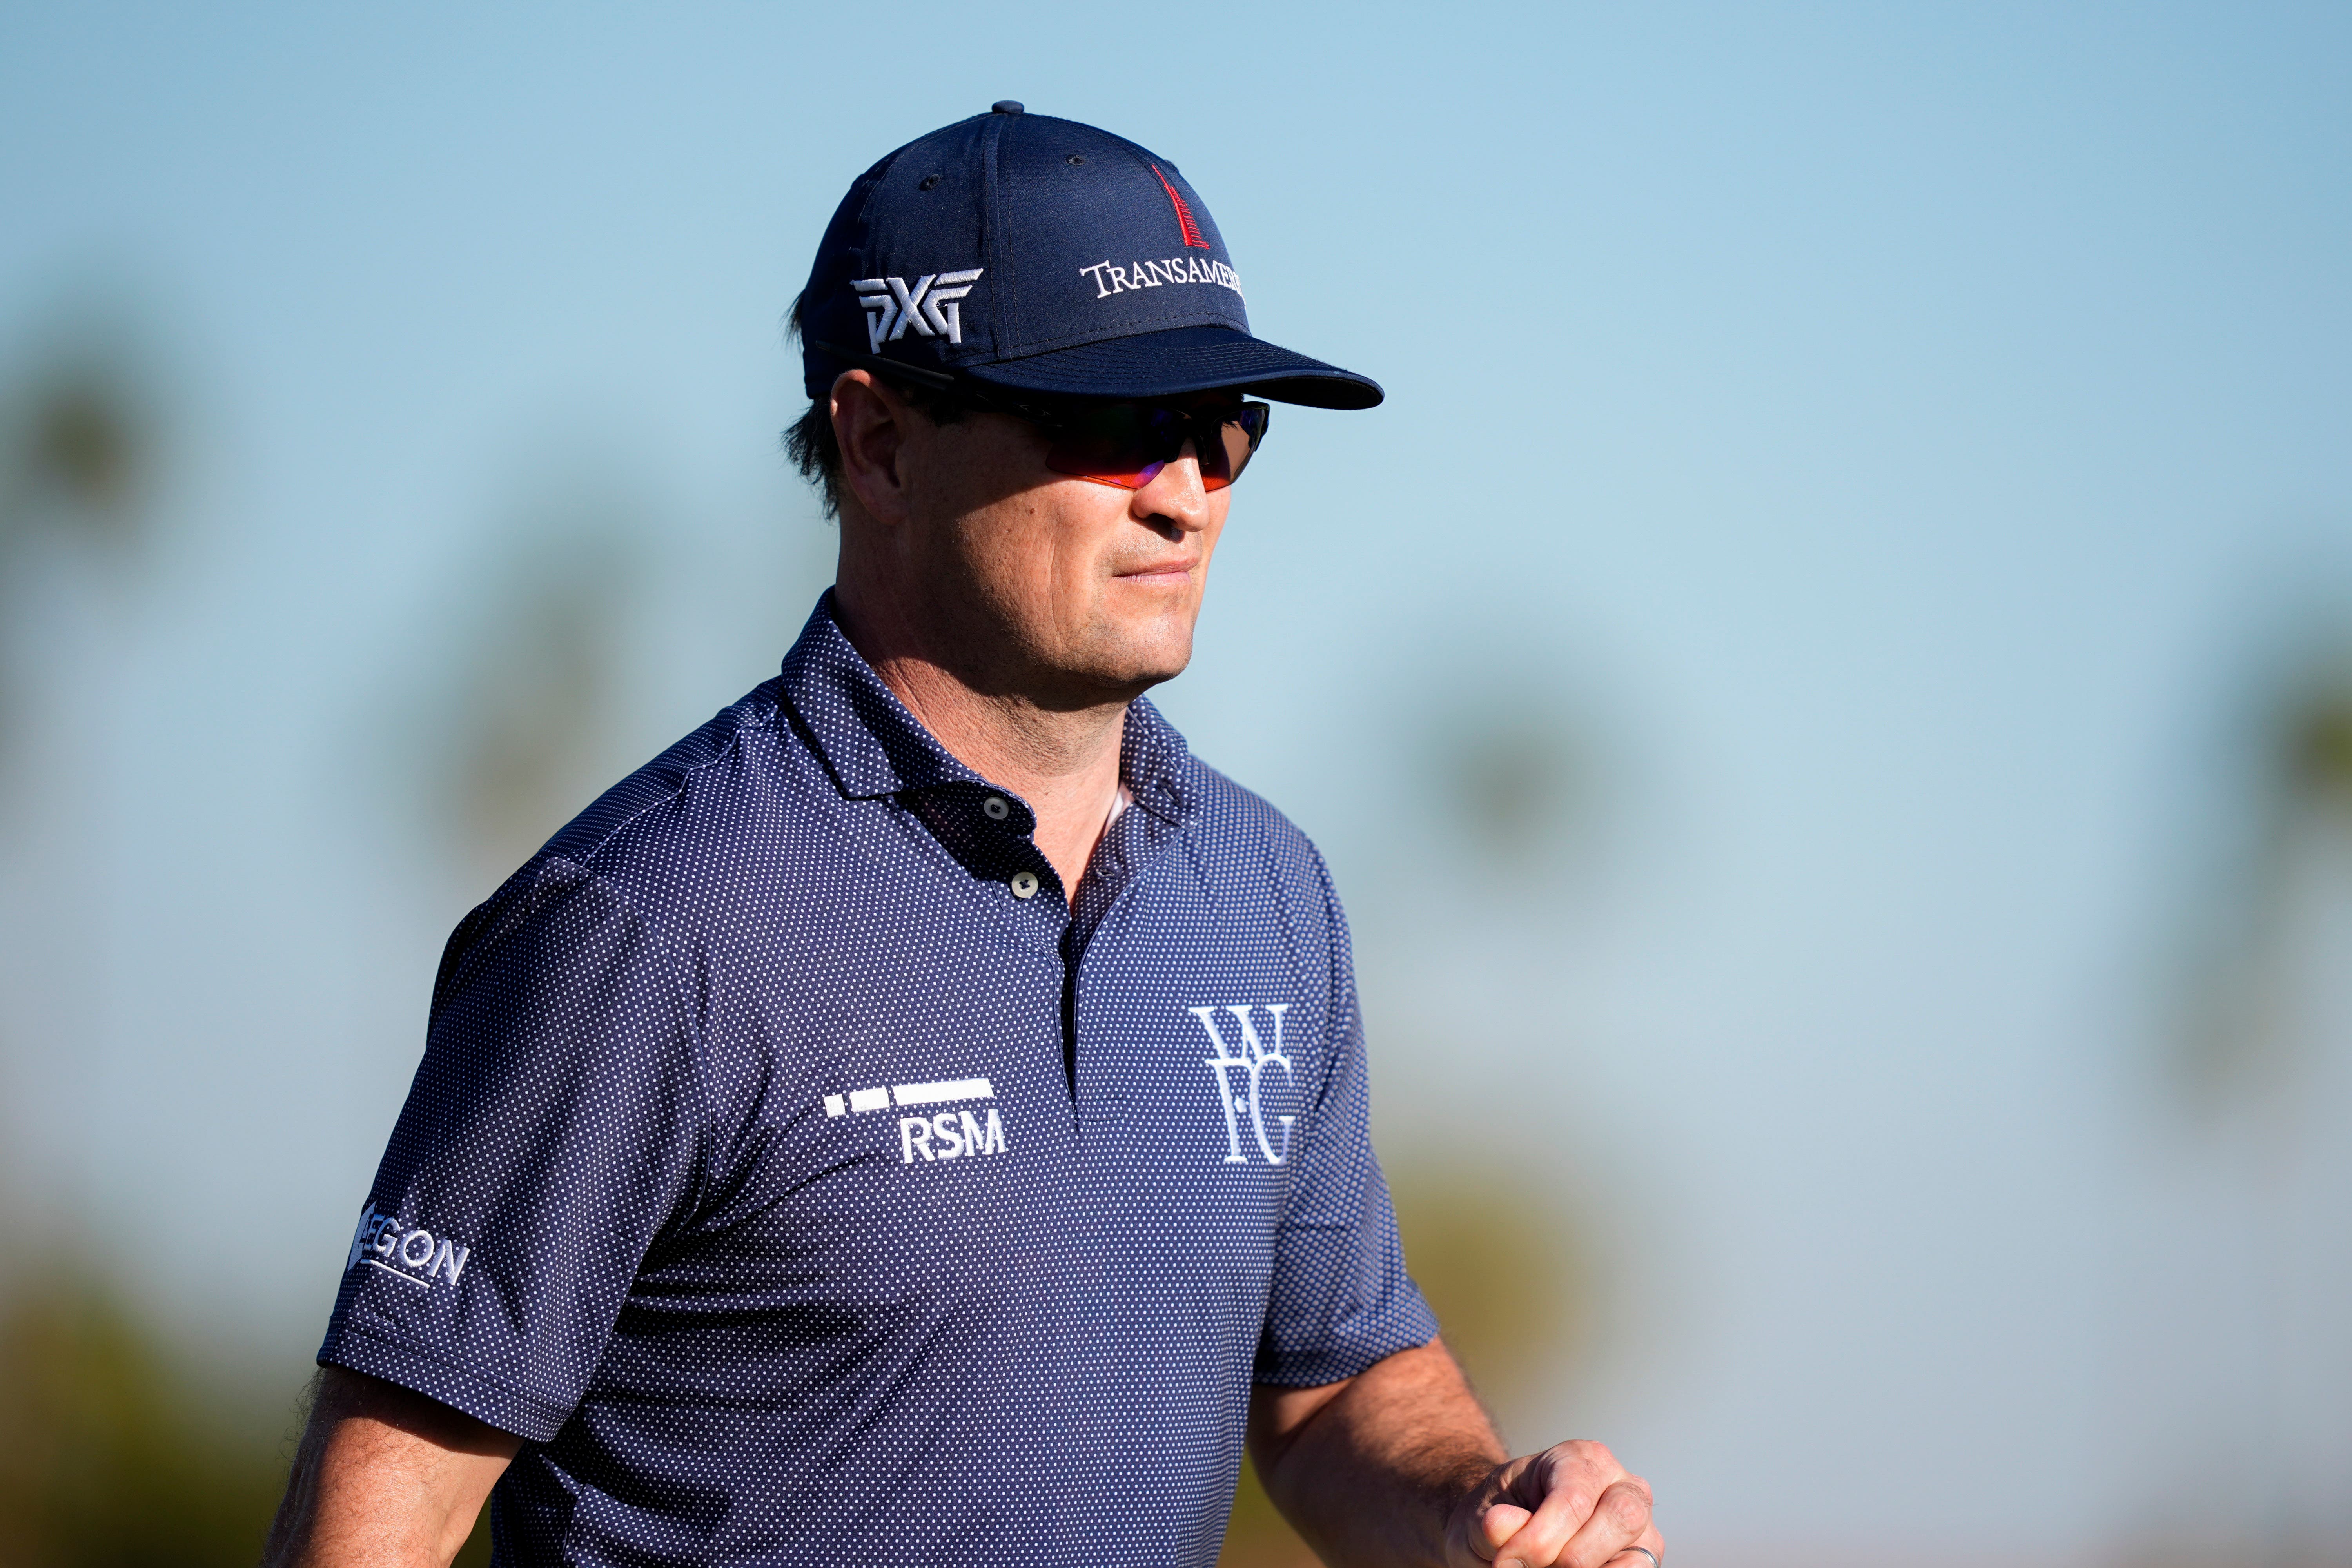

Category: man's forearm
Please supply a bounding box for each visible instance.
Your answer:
[1251,1340,1506,1566]
[263,1367,519,1568]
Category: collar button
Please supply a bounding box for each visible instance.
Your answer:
[983,795,1011,821]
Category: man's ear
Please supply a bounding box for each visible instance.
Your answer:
[832,370,918,526]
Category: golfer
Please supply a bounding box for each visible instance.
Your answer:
[264,104,1662,1568]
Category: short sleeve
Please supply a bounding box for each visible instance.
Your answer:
[1253,861,1439,1387]
[318,855,704,1441]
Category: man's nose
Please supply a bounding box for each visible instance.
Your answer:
[1132,439,1212,534]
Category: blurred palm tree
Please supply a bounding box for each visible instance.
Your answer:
[1424,692,1600,887]
[387,483,651,899]
[0,338,151,535]
[440,530,638,882]
[2131,637,2352,1567]
[2176,657,2352,1103]
[0,324,157,753]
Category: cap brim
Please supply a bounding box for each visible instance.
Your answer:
[958,324,1382,410]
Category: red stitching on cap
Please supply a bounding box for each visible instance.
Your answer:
[1152,165,1211,249]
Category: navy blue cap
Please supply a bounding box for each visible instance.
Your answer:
[798,107,1382,410]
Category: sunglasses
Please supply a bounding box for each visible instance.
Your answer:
[985,395,1272,492]
[808,340,1274,492]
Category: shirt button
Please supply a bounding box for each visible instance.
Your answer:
[983,795,1011,821]
[1009,871,1040,899]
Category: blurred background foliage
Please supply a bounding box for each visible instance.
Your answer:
[0,1270,490,1566]
[0,1264,285,1567]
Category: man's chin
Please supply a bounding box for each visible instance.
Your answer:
[1075,659,1189,704]
[1049,635,1194,706]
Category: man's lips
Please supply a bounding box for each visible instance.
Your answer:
[1114,559,1195,582]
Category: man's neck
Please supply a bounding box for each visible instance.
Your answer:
[830,594,1128,898]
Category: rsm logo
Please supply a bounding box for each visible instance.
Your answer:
[346,1206,470,1289]
[1190,1004,1295,1166]
[821,1073,1010,1167]
[900,1106,1008,1165]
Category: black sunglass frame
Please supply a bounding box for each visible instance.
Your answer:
[810,339,1272,488]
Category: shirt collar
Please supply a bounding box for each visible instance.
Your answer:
[778,592,1197,822]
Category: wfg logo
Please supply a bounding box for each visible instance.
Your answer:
[852,269,985,353]
[1190,1004,1296,1166]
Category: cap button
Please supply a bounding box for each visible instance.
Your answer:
[991,100,1024,115]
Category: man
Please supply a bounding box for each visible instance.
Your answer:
[265,104,1662,1568]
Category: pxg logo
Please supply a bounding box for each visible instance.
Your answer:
[853,269,984,353]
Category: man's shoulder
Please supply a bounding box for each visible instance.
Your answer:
[465,676,813,932]
[1169,752,1336,901]
[551,676,800,865]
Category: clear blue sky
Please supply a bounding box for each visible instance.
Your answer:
[3,4,2349,1560]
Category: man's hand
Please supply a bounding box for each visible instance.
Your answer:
[1446,1439,1660,1568]
[1251,1341,1660,1568]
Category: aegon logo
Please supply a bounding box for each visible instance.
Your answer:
[346,1206,470,1289]
[1191,1004,1296,1166]
[824,1074,1010,1166]
[852,269,984,353]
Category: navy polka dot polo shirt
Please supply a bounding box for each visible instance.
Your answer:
[319,593,1437,1567]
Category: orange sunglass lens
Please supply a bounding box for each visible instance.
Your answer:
[1042,403,1267,492]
